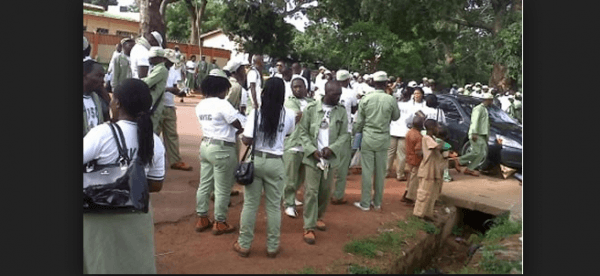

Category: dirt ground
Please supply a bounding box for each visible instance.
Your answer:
[152,94,425,274]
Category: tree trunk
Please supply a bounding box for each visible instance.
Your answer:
[186,0,207,48]
[137,0,166,47]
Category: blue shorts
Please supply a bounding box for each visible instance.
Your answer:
[352,133,362,150]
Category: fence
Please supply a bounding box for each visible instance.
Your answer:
[84,31,231,68]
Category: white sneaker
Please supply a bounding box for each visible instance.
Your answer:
[353,202,370,211]
[284,206,297,218]
[295,198,303,206]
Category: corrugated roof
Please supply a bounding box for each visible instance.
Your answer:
[83,9,140,23]
[83,3,105,12]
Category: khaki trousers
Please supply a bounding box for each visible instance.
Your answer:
[405,163,420,200]
[303,165,334,230]
[386,136,406,178]
[413,177,443,218]
[156,106,182,166]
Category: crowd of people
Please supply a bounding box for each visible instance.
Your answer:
[83,30,519,273]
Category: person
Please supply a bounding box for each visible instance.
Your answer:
[281,67,294,99]
[209,58,220,72]
[83,60,107,136]
[387,87,413,182]
[449,84,459,95]
[401,116,425,204]
[246,55,264,115]
[224,59,248,114]
[282,76,314,218]
[463,84,472,96]
[233,77,296,258]
[194,69,245,235]
[83,36,92,61]
[352,71,401,212]
[413,119,445,221]
[111,38,135,90]
[155,49,193,171]
[406,87,427,125]
[104,43,122,92]
[314,70,332,101]
[142,47,169,134]
[422,94,450,182]
[274,59,286,78]
[456,87,464,95]
[83,78,165,274]
[331,70,358,205]
[130,31,162,79]
[291,62,309,95]
[301,63,312,92]
[186,55,198,94]
[268,61,278,77]
[419,77,428,87]
[452,93,493,176]
[508,93,522,123]
[296,80,349,245]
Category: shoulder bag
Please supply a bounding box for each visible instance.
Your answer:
[83,122,150,213]
[234,109,258,185]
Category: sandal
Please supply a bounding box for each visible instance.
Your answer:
[171,161,193,171]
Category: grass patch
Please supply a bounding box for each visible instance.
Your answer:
[480,250,521,274]
[482,214,522,243]
[451,225,464,236]
[344,215,440,258]
[448,266,487,274]
[275,266,317,274]
[348,264,381,274]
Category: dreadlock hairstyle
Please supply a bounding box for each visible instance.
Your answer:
[258,77,286,148]
[113,78,155,166]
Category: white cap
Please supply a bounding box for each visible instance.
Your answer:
[372,71,388,82]
[151,31,163,46]
[324,70,332,75]
[353,72,360,78]
[148,46,165,58]
[336,70,351,81]
[319,66,326,71]
[422,77,428,81]
[481,92,493,99]
[482,85,489,89]
[224,59,244,72]
[515,92,522,97]
[163,49,178,63]
[457,88,464,92]
[408,81,418,88]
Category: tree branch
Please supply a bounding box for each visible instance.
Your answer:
[282,0,314,16]
[444,17,493,34]
[160,0,180,18]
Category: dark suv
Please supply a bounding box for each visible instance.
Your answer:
[436,94,522,172]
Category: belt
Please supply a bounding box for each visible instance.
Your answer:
[255,150,282,159]
[202,137,236,147]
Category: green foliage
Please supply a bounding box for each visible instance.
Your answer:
[452,225,464,236]
[483,214,522,243]
[220,0,296,58]
[296,266,316,274]
[165,1,191,42]
[343,237,381,258]
[348,264,381,274]
[480,250,522,274]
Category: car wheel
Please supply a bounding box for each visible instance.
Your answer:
[460,140,487,169]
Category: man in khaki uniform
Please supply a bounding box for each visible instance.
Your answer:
[282,77,315,218]
[352,71,400,212]
[110,38,135,89]
[297,80,350,244]
[454,92,493,176]
[142,47,169,134]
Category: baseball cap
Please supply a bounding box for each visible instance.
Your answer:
[209,69,228,79]
[372,71,388,82]
[151,31,163,46]
[336,70,351,81]
[408,81,418,88]
[481,92,493,99]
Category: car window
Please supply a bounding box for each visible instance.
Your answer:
[438,98,462,121]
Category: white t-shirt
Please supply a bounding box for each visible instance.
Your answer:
[186,61,197,73]
[339,87,358,133]
[195,97,241,142]
[422,86,433,94]
[404,100,428,127]
[129,44,150,79]
[243,107,295,156]
[83,120,166,182]
[498,95,511,112]
[318,104,334,151]
[240,87,248,107]
[284,80,293,100]
[246,67,262,106]
[423,106,447,124]
[83,95,99,130]
[390,101,411,137]
[289,98,309,152]
[164,66,182,107]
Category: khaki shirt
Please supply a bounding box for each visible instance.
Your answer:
[353,89,401,151]
[417,135,444,180]
[142,62,168,109]
[283,96,315,151]
[226,77,243,110]
[468,103,490,138]
[298,100,350,168]
[110,53,131,89]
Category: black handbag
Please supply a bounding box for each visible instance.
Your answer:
[234,109,258,185]
[83,123,150,213]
